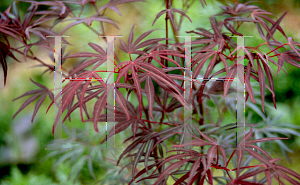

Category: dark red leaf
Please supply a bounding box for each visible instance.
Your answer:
[245,149,274,168]
[256,58,265,113]
[247,137,288,144]
[223,64,237,97]
[93,91,107,132]
[31,94,47,123]
[145,75,155,120]
[206,145,217,171]
[13,93,44,120]
[188,157,201,184]
[245,63,256,103]
[266,12,287,41]
[153,158,192,185]
[152,9,167,26]
[131,65,143,118]
[115,88,131,120]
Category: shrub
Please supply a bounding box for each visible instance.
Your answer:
[2,0,300,184]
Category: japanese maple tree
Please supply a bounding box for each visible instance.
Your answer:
[2,0,300,184]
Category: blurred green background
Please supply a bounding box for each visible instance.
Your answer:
[0,0,300,184]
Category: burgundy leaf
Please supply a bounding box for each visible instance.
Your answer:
[192,51,215,79]
[133,29,157,48]
[173,172,190,185]
[188,157,201,184]
[259,56,276,109]
[115,88,131,120]
[266,12,287,41]
[152,9,167,26]
[203,52,217,79]
[64,88,105,123]
[93,91,107,132]
[103,119,133,145]
[275,165,300,180]
[245,144,272,160]
[144,139,154,174]
[276,171,300,185]
[223,64,237,97]
[97,0,146,14]
[218,146,227,166]
[31,94,47,123]
[153,158,192,185]
[245,149,274,168]
[265,170,272,185]
[171,9,192,23]
[117,136,145,165]
[145,75,155,120]
[219,53,228,73]
[131,119,139,140]
[13,89,45,101]
[206,145,217,171]
[79,81,90,122]
[132,142,147,176]
[193,125,215,143]
[245,63,256,103]
[256,58,265,113]
[131,65,143,118]
[13,93,44,120]
[237,168,266,181]
[247,137,288,144]
[128,25,135,50]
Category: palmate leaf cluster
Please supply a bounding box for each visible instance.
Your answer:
[2,0,300,184]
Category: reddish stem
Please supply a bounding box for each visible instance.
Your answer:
[224,41,232,54]
[226,148,237,167]
[269,53,281,58]
[219,52,232,61]
[266,43,288,55]
[211,164,266,172]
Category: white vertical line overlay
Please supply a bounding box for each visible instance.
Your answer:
[196,36,253,153]
[178,36,198,149]
[99,36,123,150]
[233,36,252,147]
[46,36,70,150]
[237,36,245,147]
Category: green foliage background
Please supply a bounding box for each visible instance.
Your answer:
[0,0,300,184]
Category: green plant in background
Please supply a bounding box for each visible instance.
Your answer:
[0,165,83,185]
[1,0,300,184]
[1,167,56,185]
